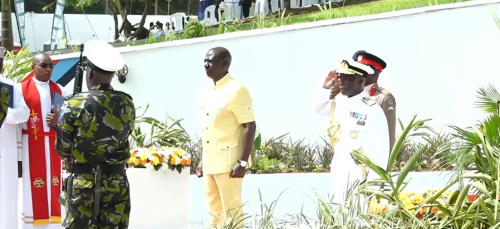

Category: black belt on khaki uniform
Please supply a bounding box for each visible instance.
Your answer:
[69,163,125,174]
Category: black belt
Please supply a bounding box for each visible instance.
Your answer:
[69,163,125,174]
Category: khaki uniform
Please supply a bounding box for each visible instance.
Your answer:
[364,83,396,153]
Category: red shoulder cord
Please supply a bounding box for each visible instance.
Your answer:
[369,86,377,96]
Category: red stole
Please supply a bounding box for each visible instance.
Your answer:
[21,77,62,225]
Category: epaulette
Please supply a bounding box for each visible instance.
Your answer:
[362,97,376,106]
[378,87,392,96]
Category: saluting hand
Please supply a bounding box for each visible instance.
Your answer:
[323,70,340,90]
[230,163,246,178]
[46,106,58,126]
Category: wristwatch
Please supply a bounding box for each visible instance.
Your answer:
[238,160,248,167]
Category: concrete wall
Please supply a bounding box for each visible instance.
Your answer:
[57,0,500,142]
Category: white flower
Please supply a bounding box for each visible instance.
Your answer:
[175,157,181,165]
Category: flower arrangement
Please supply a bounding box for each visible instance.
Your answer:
[128,148,165,171]
[368,190,455,219]
[157,146,192,174]
[128,147,192,173]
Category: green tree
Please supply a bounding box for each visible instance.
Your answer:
[1,0,14,50]
[65,0,152,40]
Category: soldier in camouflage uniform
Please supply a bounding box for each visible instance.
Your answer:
[56,40,135,229]
[0,84,10,129]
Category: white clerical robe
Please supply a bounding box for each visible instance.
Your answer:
[19,77,69,229]
[316,89,389,210]
[0,76,30,229]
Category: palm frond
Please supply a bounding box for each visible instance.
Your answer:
[475,83,500,114]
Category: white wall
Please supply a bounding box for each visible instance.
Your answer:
[0,13,184,52]
[61,0,500,142]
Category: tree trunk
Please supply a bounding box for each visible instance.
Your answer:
[112,11,119,41]
[1,0,14,51]
[132,0,150,38]
[155,0,158,15]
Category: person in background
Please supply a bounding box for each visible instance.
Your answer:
[0,46,30,229]
[199,0,215,20]
[225,0,243,20]
[56,40,135,229]
[197,47,257,229]
[19,53,70,228]
[242,0,255,18]
[152,21,166,39]
[352,50,396,153]
[315,59,389,211]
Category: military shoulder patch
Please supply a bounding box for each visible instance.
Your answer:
[362,97,376,106]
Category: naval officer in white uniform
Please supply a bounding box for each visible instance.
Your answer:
[315,58,390,208]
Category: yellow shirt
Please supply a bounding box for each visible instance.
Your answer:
[200,74,255,174]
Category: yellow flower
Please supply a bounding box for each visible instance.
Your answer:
[134,158,140,165]
[174,149,185,156]
[128,157,136,165]
[412,194,424,204]
[170,156,176,165]
[140,153,148,160]
[152,157,160,165]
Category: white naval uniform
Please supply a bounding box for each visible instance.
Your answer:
[19,78,69,229]
[316,89,390,208]
[0,77,30,229]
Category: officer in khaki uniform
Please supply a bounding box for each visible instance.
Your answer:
[197,47,257,229]
[352,50,396,152]
[317,51,396,153]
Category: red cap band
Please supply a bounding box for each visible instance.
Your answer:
[357,55,383,72]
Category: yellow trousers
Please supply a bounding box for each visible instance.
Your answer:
[204,173,244,229]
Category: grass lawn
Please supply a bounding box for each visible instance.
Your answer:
[133,0,475,46]
[231,0,475,31]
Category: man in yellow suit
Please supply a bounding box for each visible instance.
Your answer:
[197,46,257,229]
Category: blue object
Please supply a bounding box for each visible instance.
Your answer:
[52,92,65,117]
[198,0,214,20]
[0,82,14,108]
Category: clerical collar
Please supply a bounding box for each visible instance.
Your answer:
[91,84,113,90]
[33,77,50,84]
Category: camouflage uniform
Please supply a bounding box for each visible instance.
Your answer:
[56,84,136,229]
[0,84,10,129]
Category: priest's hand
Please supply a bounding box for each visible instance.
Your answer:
[46,106,58,126]
[229,163,246,178]
[18,161,22,178]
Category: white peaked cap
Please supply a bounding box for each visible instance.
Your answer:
[84,40,124,72]
[337,58,374,76]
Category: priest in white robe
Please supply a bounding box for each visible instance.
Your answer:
[0,75,30,229]
[19,53,70,228]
